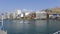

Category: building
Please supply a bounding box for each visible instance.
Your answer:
[14,10,24,19]
[35,10,47,19]
[24,11,36,19]
[2,12,10,19]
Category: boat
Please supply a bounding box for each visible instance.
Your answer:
[53,31,60,34]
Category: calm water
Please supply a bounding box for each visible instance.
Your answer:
[1,19,60,34]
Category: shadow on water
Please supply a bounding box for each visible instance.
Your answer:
[2,19,60,34]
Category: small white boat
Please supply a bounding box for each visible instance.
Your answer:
[53,31,60,34]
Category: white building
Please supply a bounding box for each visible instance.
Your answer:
[35,11,47,19]
[16,10,22,14]
[25,12,31,16]
[20,13,24,17]
[3,12,10,19]
[12,12,16,19]
[22,9,34,16]
[15,10,24,18]
[15,10,21,16]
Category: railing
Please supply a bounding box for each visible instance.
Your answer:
[0,15,3,30]
[0,15,7,34]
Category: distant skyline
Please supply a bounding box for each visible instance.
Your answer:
[0,0,60,13]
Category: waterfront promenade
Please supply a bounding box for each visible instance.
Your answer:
[0,30,7,34]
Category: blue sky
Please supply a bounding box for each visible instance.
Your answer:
[0,0,60,13]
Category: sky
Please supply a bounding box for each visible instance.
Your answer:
[0,0,60,13]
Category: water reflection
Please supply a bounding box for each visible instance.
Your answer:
[3,19,60,34]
